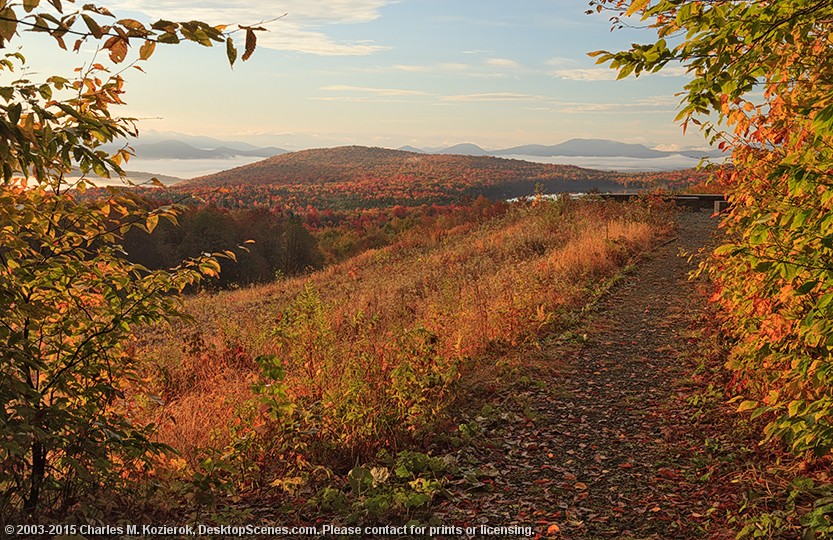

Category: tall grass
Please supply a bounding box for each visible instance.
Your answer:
[132,197,672,477]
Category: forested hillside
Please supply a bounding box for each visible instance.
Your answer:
[168,146,704,210]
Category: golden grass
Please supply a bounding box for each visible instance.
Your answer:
[133,198,672,467]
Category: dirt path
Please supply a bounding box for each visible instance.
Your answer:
[435,211,733,539]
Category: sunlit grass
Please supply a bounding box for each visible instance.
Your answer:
[132,197,673,476]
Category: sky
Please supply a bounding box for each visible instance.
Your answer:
[20,0,707,152]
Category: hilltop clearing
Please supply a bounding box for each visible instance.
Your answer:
[124,198,675,525]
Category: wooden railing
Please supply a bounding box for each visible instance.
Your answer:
[601,192,729,213]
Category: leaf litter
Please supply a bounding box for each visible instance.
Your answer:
[432,212,753,539]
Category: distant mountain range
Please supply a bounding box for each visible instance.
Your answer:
[409,138,722,160]
[130,140,287,160]
[101,134,718,163]
[68,166,183,187]
[102,138,287,160]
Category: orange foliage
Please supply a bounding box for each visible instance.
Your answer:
[131,197,672,474]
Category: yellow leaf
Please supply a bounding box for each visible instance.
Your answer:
[737,400,758,412]
[139,40,156,60]
[626,0,650,17]
[146,214,158,234]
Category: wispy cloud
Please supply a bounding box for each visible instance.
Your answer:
[656,66,690,77]
[545,57,578,67]
[390,63,469,73]
[103,0,395,55]
[380,60,516,79]
[391,64,431,73]
[525,95,680,114]
[443,92,544,102]
[311,96,412,103]
[321,85,429,96]
[550,68,618,81]
[551,64,690,81]
[486,58,522,69]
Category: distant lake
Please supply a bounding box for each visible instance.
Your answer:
[501,154,712,171]
[125,156,265,179]
[82,156,266,187]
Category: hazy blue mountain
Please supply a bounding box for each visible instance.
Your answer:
[398,145,426,153]
[68,166,183,186]
[128,140,287,160]
[437,143,490,156]
[132,131,262,151]
[131,140,218,159]
[407,138,723,160]
[212,146,288,158]
[497,139,669,158]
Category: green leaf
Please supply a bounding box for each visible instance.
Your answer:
[796,281,819,295]
[37,84,52,100]
[91,160,109,178]
[81,14,103,38]
[813,104,833,136]
[226,37,237,67]
[8,102,21,125]
[737,400,759,412]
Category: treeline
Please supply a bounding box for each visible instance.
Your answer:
[123,206,322,288]
[120,196,512,287]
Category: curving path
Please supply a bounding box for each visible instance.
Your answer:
[435,212,737,539]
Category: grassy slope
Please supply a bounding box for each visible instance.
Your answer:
[133,198,674,482]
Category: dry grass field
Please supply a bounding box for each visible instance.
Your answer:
[130,197,673,483]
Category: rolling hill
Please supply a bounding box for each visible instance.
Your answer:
[175,146,657,210]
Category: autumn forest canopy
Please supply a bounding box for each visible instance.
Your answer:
[2,0,833,537]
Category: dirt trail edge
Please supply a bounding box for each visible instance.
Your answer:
[436,211,729,539]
